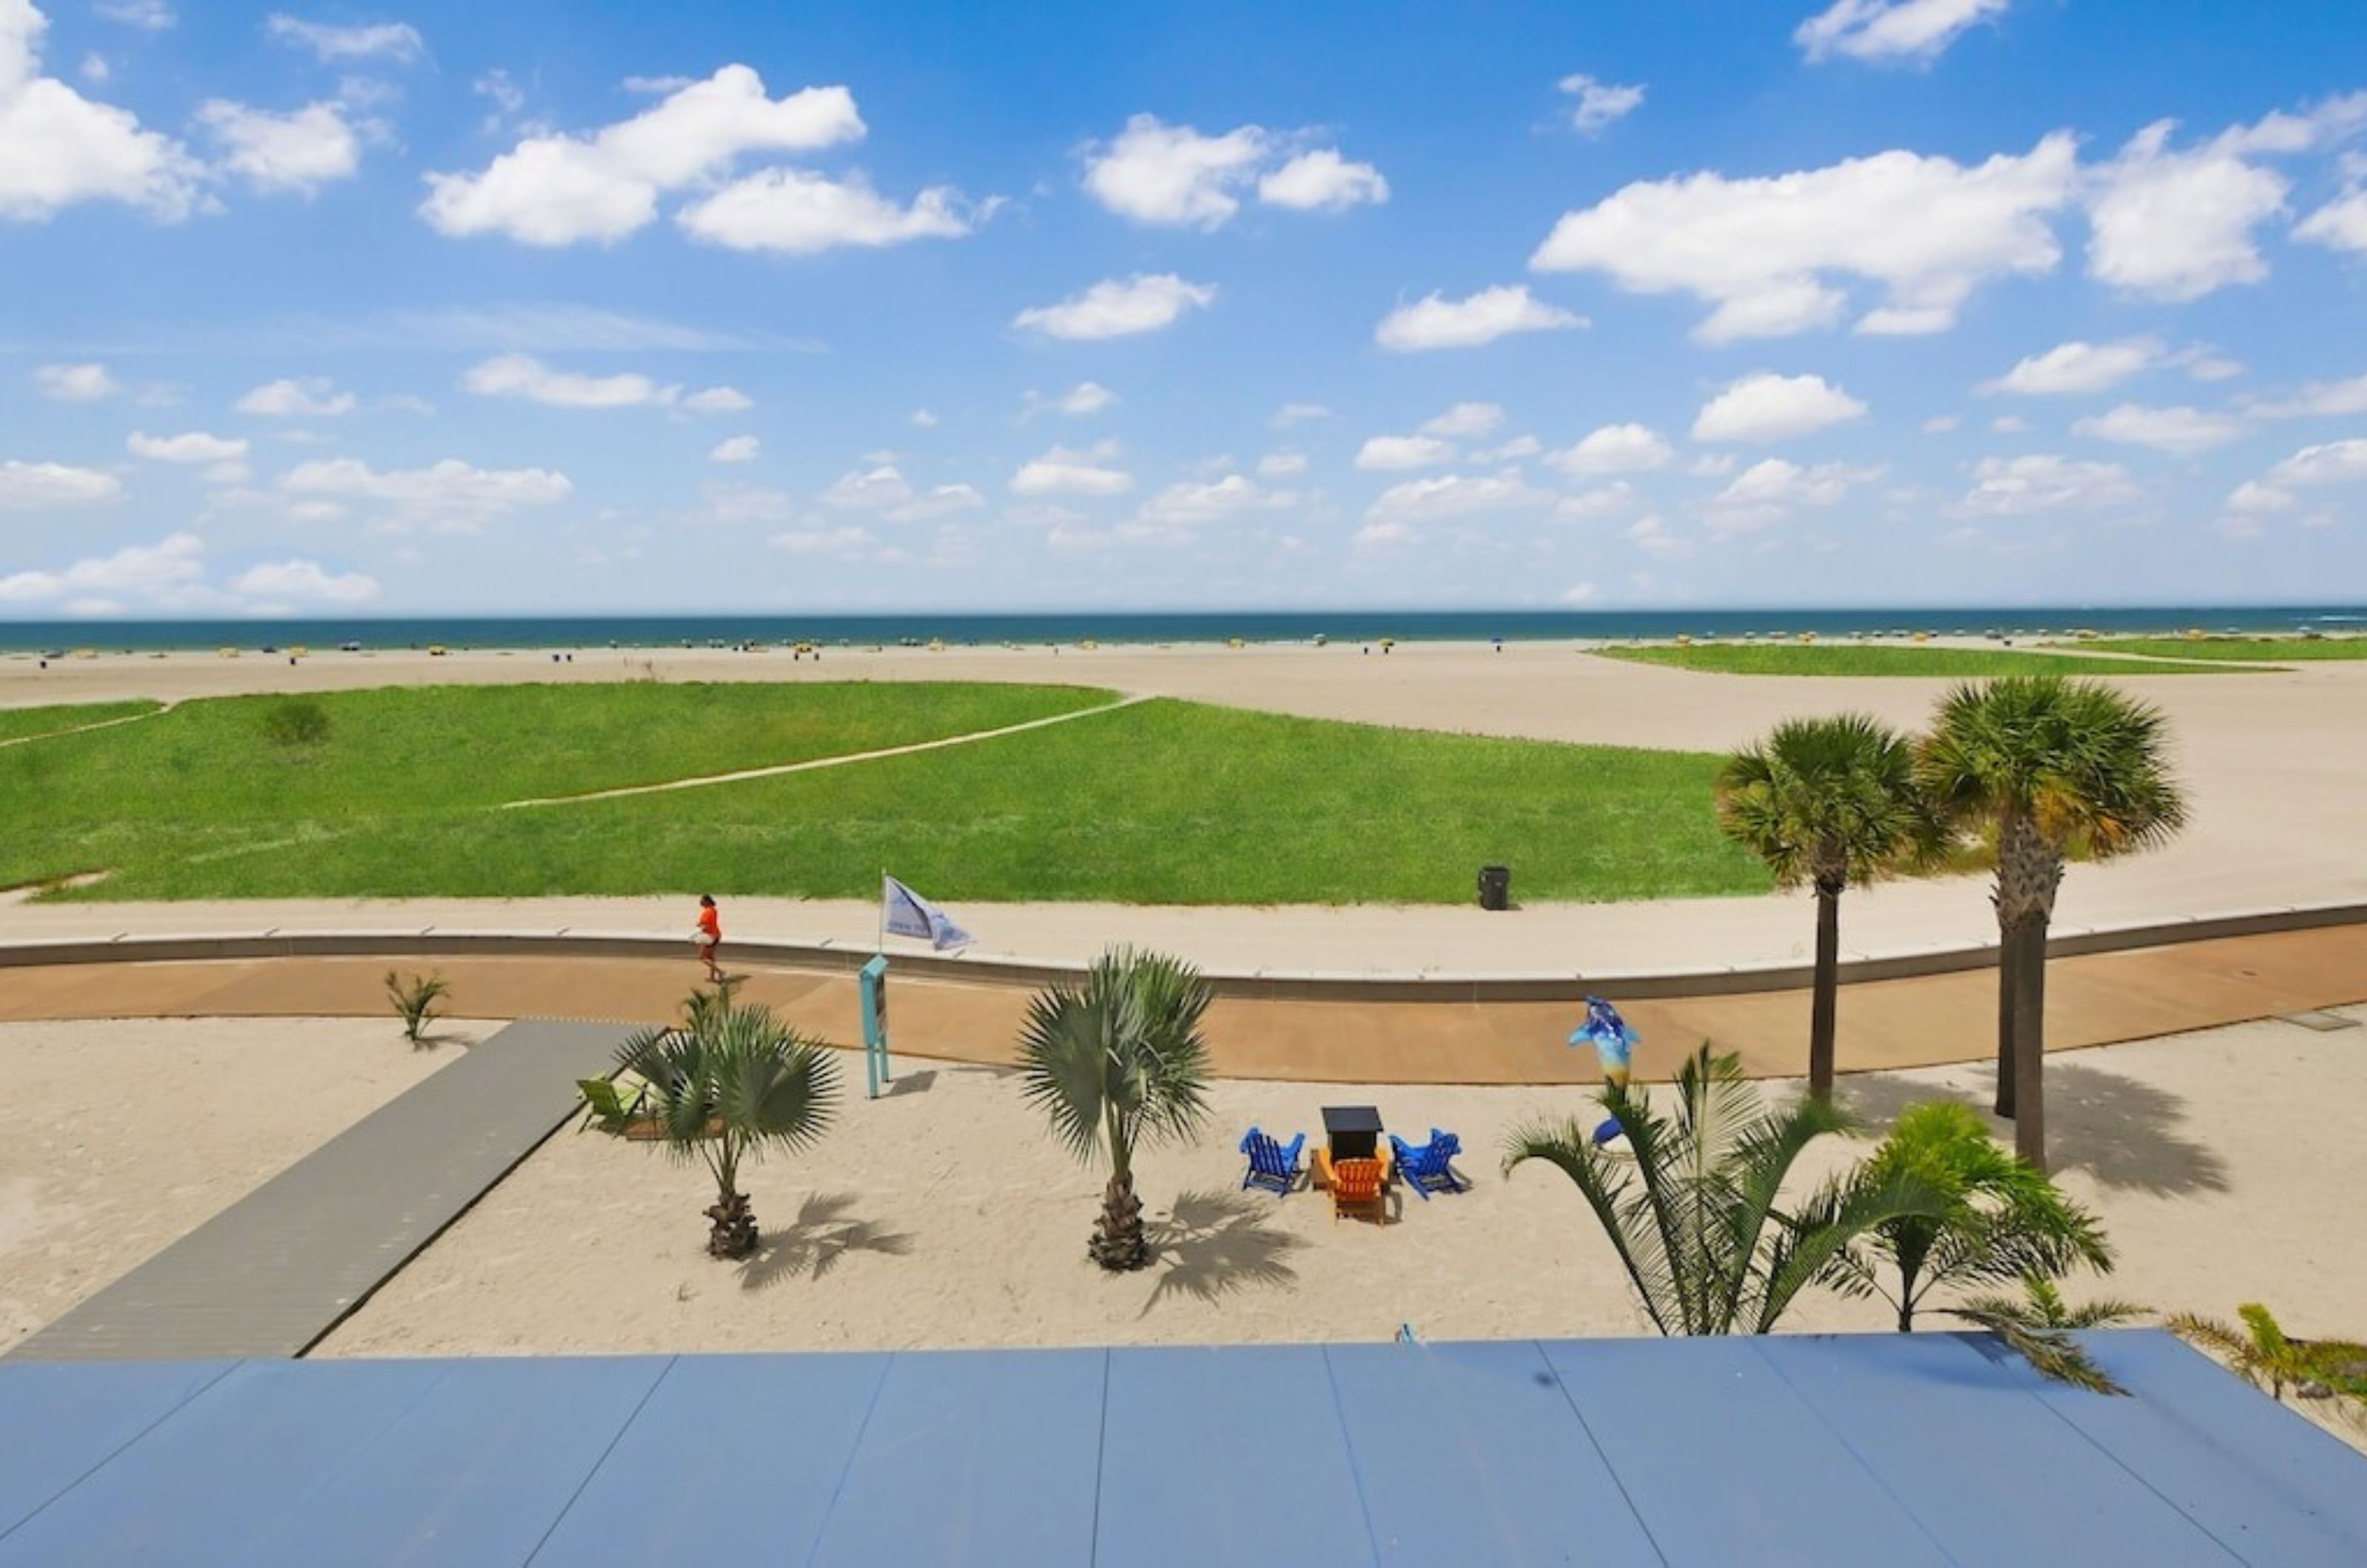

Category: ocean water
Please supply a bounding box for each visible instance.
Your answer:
[0,606,2359,653]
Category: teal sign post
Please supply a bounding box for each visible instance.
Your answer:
[859,954,891,1098]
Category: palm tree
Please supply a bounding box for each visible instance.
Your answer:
[1716,715,1939,1101]
[1919,677,2186,1169]
[1826,1102,2116,1331]
[1504,1044,1948,1336]
[2168,1303,2367,1415]
[1019,947,1213,1272]
[1949,1275,2147,1395]
[612,989,838,1260]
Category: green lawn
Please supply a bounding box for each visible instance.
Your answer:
[1,684,1768,905]
[2047,636,2365,663]
[0,700,161,743]
[1592,643,2255,677]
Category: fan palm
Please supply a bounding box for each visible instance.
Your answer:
[1018,947,1213,1272]
[1716,715,1940,1101]
[1948,1274,2147,1395]
[1919,677,2186,1168]
[611,990,839,1260]
[1826,1102,2115,1332]
[1505,1044,1949,1336]
[2168,1303,2367,1415]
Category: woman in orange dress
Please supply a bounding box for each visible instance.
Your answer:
[695,894,723,984]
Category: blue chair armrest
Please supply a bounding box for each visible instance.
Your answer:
[1280,1132,1306,1169]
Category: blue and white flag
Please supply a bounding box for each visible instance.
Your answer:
[882,875,972,951]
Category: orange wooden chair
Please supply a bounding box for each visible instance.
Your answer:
[1329,1157,1388,1225]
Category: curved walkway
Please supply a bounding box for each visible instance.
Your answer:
[0,700,172,751]
[499,693,1152,808]
[4,921,2359,1084]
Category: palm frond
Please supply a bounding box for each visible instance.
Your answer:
[1505,1118,1683,1337]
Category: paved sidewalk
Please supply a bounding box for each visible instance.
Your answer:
[4,1020,630,1362]
[3,923,2360,1085]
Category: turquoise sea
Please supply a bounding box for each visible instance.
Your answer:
[0,606,2360,653]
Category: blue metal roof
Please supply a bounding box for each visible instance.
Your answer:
[0,1330,2360,1565]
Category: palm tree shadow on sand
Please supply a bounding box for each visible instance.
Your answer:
[1840,1063,2230,1197]
[739,1191,914,1291]
[1139,1188,1306,1317]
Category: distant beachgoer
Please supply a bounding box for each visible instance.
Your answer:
[695,895,723,983]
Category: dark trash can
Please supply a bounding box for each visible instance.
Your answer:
[1477,865,1511,911]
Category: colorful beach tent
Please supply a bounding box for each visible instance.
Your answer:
[881,876,973,951]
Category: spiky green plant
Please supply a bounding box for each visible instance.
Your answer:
[1716,714,1942,1100]
[384,970,450,1047]
[1919,677,2187,1168]
[1018,947,1212,1272]
[1828,1102,2116,1331]
[1948,1274,2147,1394]
[1504,1043,1950,1336]
[2168,1303,2367,1416]
[612,990,838,1260]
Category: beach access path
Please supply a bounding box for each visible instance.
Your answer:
[5,1020,629,1362]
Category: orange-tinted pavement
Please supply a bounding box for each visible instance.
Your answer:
[6,921,2362,1085]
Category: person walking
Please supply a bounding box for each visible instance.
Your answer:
[695,894,723,984]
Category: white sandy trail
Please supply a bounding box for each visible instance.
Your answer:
[499,693,1155,809]
[0,700,175,751]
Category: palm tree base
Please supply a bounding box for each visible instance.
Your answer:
[706,1189,759,1260]
[1088,1176,1148,1271]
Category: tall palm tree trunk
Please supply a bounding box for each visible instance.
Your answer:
[1089,1114,1148,1271]
[1809,876,1843,1101]
[1993,899,2018,1119]
[2011,915,2050,1170]
[706,1138,760,1259]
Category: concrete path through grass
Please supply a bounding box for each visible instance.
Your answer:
[499,692,1153,808]
[3,1018,629,1362]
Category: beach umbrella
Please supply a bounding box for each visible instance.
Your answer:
[1569,996,1640,1146]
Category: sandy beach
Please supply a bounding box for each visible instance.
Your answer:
[4,641,2363,974]
[309,1008,2363,1365]
[0,1016,492,1355]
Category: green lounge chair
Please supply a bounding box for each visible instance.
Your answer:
[577,1075,647,1135]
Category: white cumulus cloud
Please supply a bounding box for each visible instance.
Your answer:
[1360,470,1554,533]
[676,167,971,254]
[1957,453,2139,516]
[419,67,865,246]
[709,435,759,464]
[1355,434,1457,470]
[1981,337,2165,396]
[1710,458,1880,528]
[1056,381,1117,416]
[1550,423,1675,476]
[2070,403,2246,456]
[1010,442,1133,496]
[1419,402,1503,439]
[237,376,356,416]
[682,386,752,413]
[1256,149,1387,212]
[1374,284,1583,351]
[1557,73,1644,133]
[2246,374,2367,419]
[1531,135,2076,341]
[461,353,676,408]
[2297,188,2367,256]
[1692,373,1868,442]
[197,99,362,195]
[0,532,206,608]
[33,362,117,400]
[1134,473,1297,530]
[1,0,205,221]
[1794,0,2012,65]
[1013,274,1215,340]
[280,455,572,530]
[128,430,247,462]
[0,458,122,508]
[2266,438,2367,487]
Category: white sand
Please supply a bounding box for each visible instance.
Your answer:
[0,1016,490,1354]
[317,1009,2367,1402]
[4,642,2364,975]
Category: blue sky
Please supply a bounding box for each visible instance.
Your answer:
[2,0,2364,617]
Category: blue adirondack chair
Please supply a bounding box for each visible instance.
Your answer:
[1389,1129,1467,1200]
[1238,1126,1306,1195]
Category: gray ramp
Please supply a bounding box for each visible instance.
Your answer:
[8,1020,629,1362]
